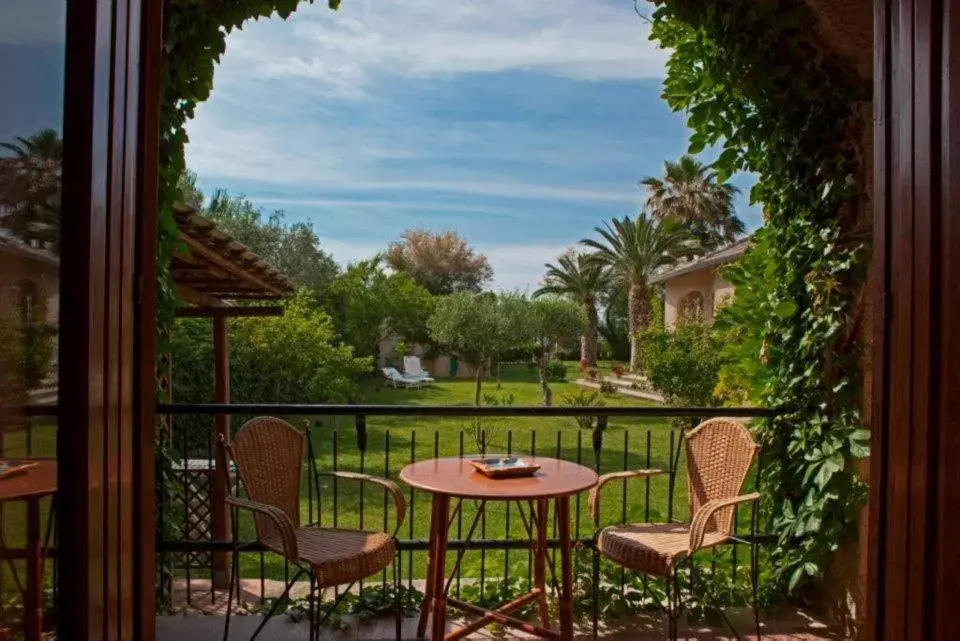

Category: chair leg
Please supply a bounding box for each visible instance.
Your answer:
[250,568,306,641]
[665,566,676,641]
[222,547,239,641]
[591,545,600,641]
[751,542,761,640]
[308,574,317,641]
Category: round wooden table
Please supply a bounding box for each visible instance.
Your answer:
[400,457,597,641]
[0,460,57,641]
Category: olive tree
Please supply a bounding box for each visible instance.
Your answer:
[525,297,585,406]
[427,292,527,407]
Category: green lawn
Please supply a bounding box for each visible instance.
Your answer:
[213,365,690,585]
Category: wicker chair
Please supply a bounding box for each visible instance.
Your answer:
[588,417,761,640]
[219,417,406,641]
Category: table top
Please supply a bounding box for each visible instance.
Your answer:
[0,460,57,502]
[399,457,597,500]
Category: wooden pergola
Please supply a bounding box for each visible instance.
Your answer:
[170,203,295,586]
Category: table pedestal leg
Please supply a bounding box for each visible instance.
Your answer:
[556,497,573,641]
[532,499,550,629]
[24,498,41,641]
[417,496,440,638]
[429,495,450,641]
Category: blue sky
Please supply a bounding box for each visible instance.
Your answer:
[185,0,761,291]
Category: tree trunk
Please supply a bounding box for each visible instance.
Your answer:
[581,300,599,366]
[538,344,552,407]
[473,359,484,453]
[628,281,652,370]
[474,359,483,407]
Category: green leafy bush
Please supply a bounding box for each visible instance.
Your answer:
[559,388,605,431]
[545,360,568,382]
[637,321,728,408]
[0,317,57,405]
[170,289,371,452]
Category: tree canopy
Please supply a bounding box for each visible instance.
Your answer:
[386,229,493,295]
[581,213,694,367]
[535,251,611,366]
[640,155,745,252]
[428,292,526,405]
[200,187,340,296]
[324,258,436,362]
[0,128,62,252]
[524,297,584,406]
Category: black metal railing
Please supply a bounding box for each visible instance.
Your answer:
[155,403,778,613]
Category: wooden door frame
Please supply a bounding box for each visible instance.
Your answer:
[57,0,160,638]
[868,0,959,638]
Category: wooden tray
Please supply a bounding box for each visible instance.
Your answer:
[469,457,541,479]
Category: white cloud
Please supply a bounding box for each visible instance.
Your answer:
[222,0,666,98]
[320,238,571,292]
[479,242,571,292]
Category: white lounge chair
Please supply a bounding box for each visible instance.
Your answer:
[381,367,423,389]
[403,356,435,383]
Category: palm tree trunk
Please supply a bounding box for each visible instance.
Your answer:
[582,301,599,366]
[628,282,652,370]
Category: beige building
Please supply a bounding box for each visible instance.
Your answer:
[650,239,749,329]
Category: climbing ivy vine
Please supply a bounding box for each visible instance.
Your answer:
[153,0,341,610]
[157,0,341,330]
[648,0,871,595]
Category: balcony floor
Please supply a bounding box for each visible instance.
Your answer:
[157,579,839,640]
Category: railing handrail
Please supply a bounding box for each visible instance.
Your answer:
[157,403,779,417]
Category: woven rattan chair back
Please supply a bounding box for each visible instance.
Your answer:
[685,417,759,536]
[229,417,305,543]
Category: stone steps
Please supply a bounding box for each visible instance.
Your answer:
[575,378,664,403]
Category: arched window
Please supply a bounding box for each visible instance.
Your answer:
[678,290,705,325]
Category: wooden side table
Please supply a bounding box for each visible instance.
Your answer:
[0,460,57,641]
[400,457,597,641]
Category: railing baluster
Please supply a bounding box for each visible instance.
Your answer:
[553,429,561,590]
[731,505,738,584]
[643,428,651,597]
[505,430,512,587]
[528,431,535,588]
[359,435,366,594]
[332,428,339,603]
[480,430,487,594]
[667,430,676,523]
[207,430,215,605]
[182,423,191,607]
[620,429,628,598]
[575,430,582,542]
[407,430,416,608]
[457,430,464,598]
[383,430,390,592]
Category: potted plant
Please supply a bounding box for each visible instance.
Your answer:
[611,363,625,378]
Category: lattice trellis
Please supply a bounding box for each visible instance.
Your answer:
[169,461,234,571]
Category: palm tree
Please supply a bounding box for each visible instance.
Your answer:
[0,129,63,251]
[581,213,693,368]
[534,251,612,366]
[640,155,744,252]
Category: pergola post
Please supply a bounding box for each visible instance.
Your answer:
[211,314,231,588]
